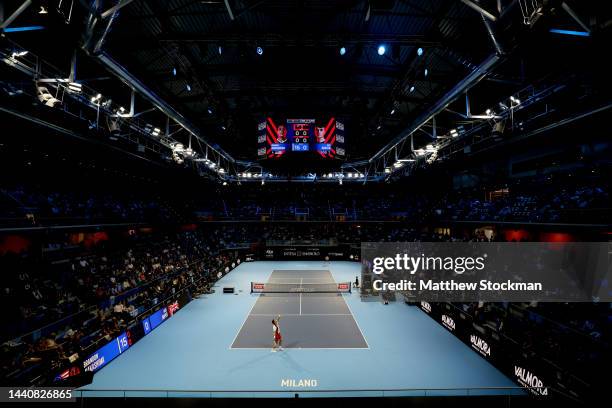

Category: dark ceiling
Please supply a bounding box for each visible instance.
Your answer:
[2,0,610,165]
[100,0,506,161]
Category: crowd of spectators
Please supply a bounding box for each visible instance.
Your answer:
[437,185,609,223]
[457,301,609,392]
[1,229,238,385]
[0,220,609,391]
[200,173,610,224]
[0,185,189,226]
[1,174,609,227]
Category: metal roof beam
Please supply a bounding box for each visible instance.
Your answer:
[368,52,502,162]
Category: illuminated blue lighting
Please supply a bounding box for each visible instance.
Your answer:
[186,84,191,92]
[424,68,429,77]
[172,67,177,76]
[339,47,346,56]
[417,47,424,56]
[256,46,263,55]
[549,29,590,37]
[4,25,45,32]
[377,45,386,56]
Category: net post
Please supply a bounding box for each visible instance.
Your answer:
[250,282,253,294]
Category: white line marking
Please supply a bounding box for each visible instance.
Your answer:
[230,266,370,350]
[228,268,276,350]
[299,278,303,315]
[230,347,369,350]
[250,313,353,316]
[229,293,260,350]
[325,269,371,349]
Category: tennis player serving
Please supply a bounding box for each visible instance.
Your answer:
[272,315,283,352]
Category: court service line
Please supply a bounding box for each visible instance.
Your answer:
[299,278,302,315]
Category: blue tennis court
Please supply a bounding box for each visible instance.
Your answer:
[78,261,520,398]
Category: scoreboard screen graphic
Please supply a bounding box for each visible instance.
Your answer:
[257,117,345,160]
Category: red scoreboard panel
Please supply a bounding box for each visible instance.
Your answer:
[257,117,345,160]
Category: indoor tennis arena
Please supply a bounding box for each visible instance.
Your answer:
[0,1,610,407]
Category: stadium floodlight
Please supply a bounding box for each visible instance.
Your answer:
[39,6,48,14]
[424,68,429,77]
[218,46,223,55]
[384,167,391,173]
[377,45,386,56]
[207,107,213,114]
[425,144,436,152]
[218,168,225,174]
[510,96,521,106]
[450,129,459,137]
[172,67,177,76]
[152,127,161,137]
[417,47,424,56]
[486,108,492,116]
[11,50,28,58]
[390,108,396,115]
[222,181,228,186]
[339,47,346,56]
[409,85,415,93]
[186,84,192,92]
[183,147,195,158]
[119,106,125,113]
[393,162,404,168]
[398,158,415,162]
[37,86,61,107]
[377,125,382,130]
[256,46,263,55]
[67,82,82,93]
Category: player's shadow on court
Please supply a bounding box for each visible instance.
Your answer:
[227,345,311,375]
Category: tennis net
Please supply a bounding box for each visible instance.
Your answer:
[251,282,352,294]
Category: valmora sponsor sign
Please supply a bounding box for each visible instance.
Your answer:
[441,314,456,332]
[514,366,548,396]
[470,334,491,358]
[420,301,432,313]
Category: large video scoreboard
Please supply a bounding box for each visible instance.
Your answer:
[257,117,345,160]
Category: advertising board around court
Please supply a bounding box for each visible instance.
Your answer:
[415,301,590,400]
[82,332,131,373]
[260,244,356,261]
